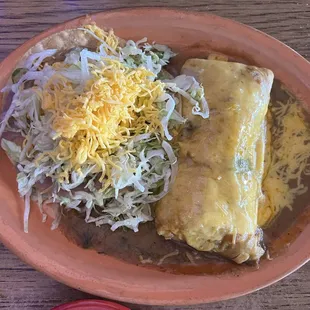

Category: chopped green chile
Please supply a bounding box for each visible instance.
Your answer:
[11,68,28,83]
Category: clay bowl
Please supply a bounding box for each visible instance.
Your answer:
[0,8,310,306]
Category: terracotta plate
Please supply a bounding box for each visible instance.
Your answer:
[52,299,130,310]
[0,8,310,306]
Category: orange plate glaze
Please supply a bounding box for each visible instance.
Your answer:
[0,8,310,306]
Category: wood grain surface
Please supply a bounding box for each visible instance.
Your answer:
[0,1,310,309]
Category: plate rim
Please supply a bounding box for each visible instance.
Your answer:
[0,7,310,306]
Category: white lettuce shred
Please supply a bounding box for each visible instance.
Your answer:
[121,38,176,77]
[1,138,21,163]
[0,26,209,233]
[164,75,209,119]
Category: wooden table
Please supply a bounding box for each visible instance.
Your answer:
[0,1,310,309]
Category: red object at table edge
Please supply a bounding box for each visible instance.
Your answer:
[52,299,130,310]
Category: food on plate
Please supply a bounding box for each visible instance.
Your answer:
[0,25,209,233]
[258,90,310,227]
[156,59,273,263]
[1,24,310,267]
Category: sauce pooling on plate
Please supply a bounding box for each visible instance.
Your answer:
[61,79,310,274]
[259,84,310,227]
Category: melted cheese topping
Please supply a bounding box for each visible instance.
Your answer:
[259,95,310,227]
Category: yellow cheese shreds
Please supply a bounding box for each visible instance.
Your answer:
[41,59,165,183]
[84,24,119,52]
[259,96,310,227]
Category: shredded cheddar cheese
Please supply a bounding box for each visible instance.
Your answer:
[0,23,209,232]
[84,24,119,52]
[259,94,310,227]
[41,59,165,183]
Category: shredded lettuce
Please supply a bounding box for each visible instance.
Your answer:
[24,190,31,233]
[24,49,57,71]
[164,75,209,119]
[121,38,176,76]
[1,139,21,163]
[0,25,209,233]
[156,93,176,141]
